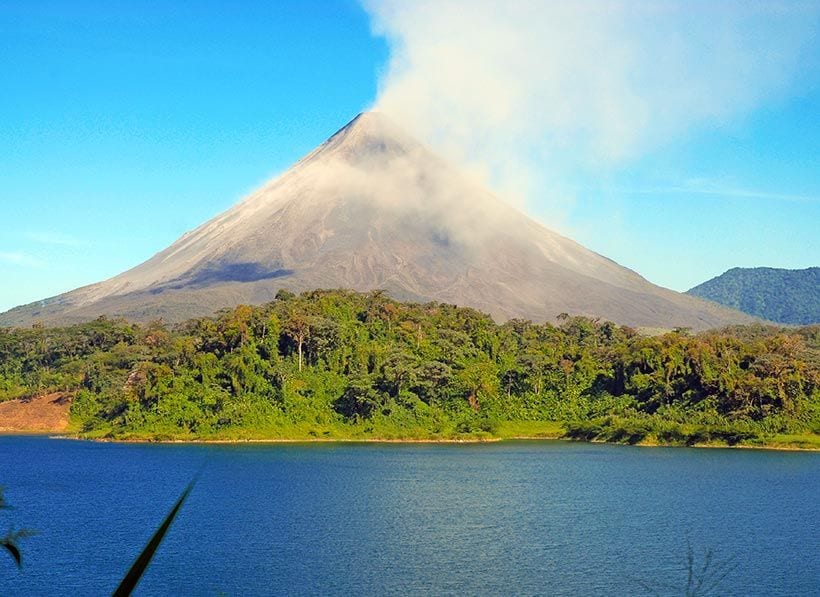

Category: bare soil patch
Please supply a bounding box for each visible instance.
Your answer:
[0,393,72,433]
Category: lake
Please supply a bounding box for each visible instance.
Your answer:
[1,436,818,596]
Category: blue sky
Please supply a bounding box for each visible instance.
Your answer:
[1,1,818,312]
[562,91,820,292]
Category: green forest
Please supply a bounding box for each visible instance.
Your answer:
[1,289,819,448]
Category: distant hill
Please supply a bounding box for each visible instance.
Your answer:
[687,267,820,325]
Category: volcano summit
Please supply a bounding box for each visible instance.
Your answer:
[0,113,752,329]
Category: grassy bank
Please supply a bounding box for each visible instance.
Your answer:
[68,419,820,451]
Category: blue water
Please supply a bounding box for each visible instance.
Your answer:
[0,437,818,596]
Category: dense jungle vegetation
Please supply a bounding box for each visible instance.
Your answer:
[1,289,819,447]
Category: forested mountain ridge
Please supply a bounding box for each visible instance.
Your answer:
[1,290,817,447]
[687,267,820,325]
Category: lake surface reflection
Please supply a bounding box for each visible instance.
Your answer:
[1,436,818,595]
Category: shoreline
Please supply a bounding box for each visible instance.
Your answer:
[33,433,820,452]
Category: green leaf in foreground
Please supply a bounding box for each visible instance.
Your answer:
[113,476,198,596]
[1,486,37,570]
[1,529,38,569]
[1,540,21,568]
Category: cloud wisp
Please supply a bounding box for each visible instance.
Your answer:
[0,251,44,268]
[362,0,820,215]
[586,184,820,205]
[26,232,87,247]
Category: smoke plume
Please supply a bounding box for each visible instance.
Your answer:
[362,0,820,217]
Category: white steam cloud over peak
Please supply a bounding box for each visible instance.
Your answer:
[362,0,820,211]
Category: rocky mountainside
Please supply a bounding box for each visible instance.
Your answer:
[0,112,754,330]
[688,267,819,325]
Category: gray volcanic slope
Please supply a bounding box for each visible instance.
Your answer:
[0,112,754,329]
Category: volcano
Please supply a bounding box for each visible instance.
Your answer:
[0,112,753,329]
